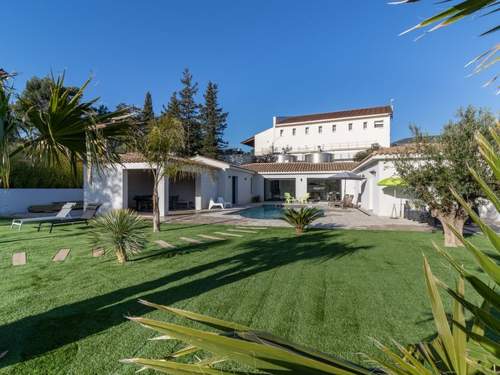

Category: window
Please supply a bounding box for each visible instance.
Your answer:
[280,129,284,137]
[292,128,296,136]
[348,123,353,131]
[318,126,322,134]
[332,124,336,132]
[305,127,309,135]
[363,121,367,129]
[374,120,384,128]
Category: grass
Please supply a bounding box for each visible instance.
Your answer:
[0,219,490,374]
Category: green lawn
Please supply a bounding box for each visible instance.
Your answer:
[0,219,489,374]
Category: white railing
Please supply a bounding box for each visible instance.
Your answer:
[256,141,379,156]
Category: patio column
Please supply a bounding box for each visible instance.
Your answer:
[121,168,128,209]
[158,175,169,216]
[195,173,202,210]
[295,177,307,199]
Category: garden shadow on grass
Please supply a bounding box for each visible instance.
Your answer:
[0,230,371,368]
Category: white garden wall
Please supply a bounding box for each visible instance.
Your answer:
[0,188,83,216]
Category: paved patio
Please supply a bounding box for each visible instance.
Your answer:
[161,205,434,232]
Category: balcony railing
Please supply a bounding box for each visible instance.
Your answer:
[255,141,379,155]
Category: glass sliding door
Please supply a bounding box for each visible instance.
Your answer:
[307,178,341,202]
[264,179,295,201]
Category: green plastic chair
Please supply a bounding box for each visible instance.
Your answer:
[284,192,294,204]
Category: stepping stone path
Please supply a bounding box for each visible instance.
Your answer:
[179,237,203,244]
[12,252,26,266]
[214,231,243,238]
[92,248,105,257]
[198,234,224,241]
[228,229,257,234]
[236,226,266,230]
[155,240,176,249]
[53,248,70,262]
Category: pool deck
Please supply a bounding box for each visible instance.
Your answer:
[161,204,434,232]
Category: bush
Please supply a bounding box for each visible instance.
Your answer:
[281,207,323,235]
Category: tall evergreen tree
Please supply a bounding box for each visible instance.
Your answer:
[200,81,227,158]
[142,91,154,124]
[162,91,180,119]
[177,69,201,156]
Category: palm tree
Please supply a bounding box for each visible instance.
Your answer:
[17,74,134,184]
[393,0,498,90]
[0,70,17,188]
[281,207,323,235]
[90,209,146,264]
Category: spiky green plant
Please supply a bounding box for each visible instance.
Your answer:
[373,126,500,374]
[90,209,147,264]
[122,300,373,375]
[281,207,323,235]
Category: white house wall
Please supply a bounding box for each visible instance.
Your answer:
[84,165,124,212]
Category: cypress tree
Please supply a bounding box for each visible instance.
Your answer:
[200,81,227,158]
[142,91,154,124]
[177,69,201,156]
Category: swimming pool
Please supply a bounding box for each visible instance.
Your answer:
[237,205,285,219]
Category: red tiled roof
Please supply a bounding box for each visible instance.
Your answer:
[275,105,392,126]
[240,161,358,173]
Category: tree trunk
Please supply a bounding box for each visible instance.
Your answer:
[115,247,128,264]
[152,180,160,233]
[433,210,466,248]
[295,226,304,235]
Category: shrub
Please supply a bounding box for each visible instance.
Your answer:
[90,209,146,264]
[281,207,323,235]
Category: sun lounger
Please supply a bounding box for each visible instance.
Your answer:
[37,203,102,233]
[10,202,76,231]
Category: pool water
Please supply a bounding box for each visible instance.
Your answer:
[238,205,285,219]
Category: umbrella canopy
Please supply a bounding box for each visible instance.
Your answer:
[329,172,365,180]
[377,177,407,187]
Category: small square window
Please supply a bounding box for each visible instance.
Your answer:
[305,127,309,135]
[332,124,336,132]
[363,122,367,129]
[348,123,353,131]
[280,129,284,136]
[292,128,296,136]
[374,120,384,128]
[318,126,322,134]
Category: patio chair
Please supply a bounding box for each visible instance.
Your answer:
[10,202,76,231]
[37,203,102,233]
[283,192,295,204]
[342,195,353,209]
[217,197,232,208]
[298,193,310,204]
[208,198,224,210]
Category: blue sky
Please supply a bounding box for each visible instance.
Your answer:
[2,1,498,149]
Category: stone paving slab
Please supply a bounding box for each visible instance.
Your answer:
[198,234,224,241]
[12,252,26,266]
[179,237,203,244]
[92,248,105,257]
[53,248,70,262]
[236,226,267,230]
[228,228,257,234]
[214,231,243,238]
[155,240,176,249]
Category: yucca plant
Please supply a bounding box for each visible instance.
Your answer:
[122,300,373,375]
[373,126,500,374]
[281,207,323,235]
[90,209,147,264]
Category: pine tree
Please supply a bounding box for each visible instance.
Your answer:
[200,82,228,158]
[142,91,154,124]
[177,69,201,156]
[162,91,180,120]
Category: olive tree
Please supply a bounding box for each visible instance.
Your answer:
[395,106,497,247]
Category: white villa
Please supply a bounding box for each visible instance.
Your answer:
[84,105,410,218]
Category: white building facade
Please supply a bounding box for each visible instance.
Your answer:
[242,105,392,161]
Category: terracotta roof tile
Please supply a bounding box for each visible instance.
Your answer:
[240,161,358,173]
[276,105,392,126]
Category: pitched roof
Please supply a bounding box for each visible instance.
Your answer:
[275,105,393,126]
[119,152,217,169]
[240,161,358,173]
